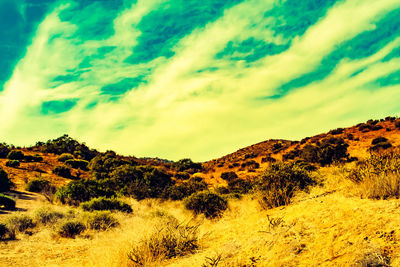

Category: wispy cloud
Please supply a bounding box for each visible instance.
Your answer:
[0,0,399,161]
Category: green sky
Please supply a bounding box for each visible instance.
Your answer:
[0,0,399,161]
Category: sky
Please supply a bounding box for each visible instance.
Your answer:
[0,0,399,161]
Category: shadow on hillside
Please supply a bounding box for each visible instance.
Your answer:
[9,190,37,201]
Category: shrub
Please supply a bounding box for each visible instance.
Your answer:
[58,221,86,238]
[58,153,74,162]
[370,142,392,151]
[396,121,400,129]
[299,137,349,166]
[172,158,202,173]
[128,220,199,264]
[7,150,24,160]
[372,137,388,145]
[65,159,89,170]
[0,143,11,158]
[329,128,344,135]
[5,160,20,168]
[34,207,64,225]
[175,172,190,180]
[89,151,132,180]
[0,193,15,210]
[85,211,119,231]
[256,162,316,209]
[227,178,254,194]
[220,171,238,182]
[53,165,72,178]
[26,178,51,193]
[0,169,12,192]
[0,223,9,240]
[7,214,36,232]
[24,155,43,162]
[185,192,228,218]
[261,156,277,163]
[55,179,115,206]
[162,180,208,200]
[80,197,132,213]
[347,153,400,199]
[240,160,260,170]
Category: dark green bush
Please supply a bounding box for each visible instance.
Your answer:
[25,178,51,193]
[7,150,24,160]
[370,142,392,151]
[5,160,20,168]
[256,162,316,209]
[55,179,116,206]
[0,223,9,240]
[85,211,119,231]
[7,215,36,232]
[0,193,15,210]
[65,159,89,170]
[172,158,202,173]
[0,169,12,192]
[89,151,132,180]
[58,221,86,238]
[58,153,74,162]
[241,160,260,170]
[162,180,208,200]
[81,197,132,213]
[372,137,388,145]
[0,143,11,158]
[328,128,344,135]
[175,172,190,180]
[227,178,254,194]
[396,121,400,128]
[220,171,238,182]
[185,192,228,218]
[53,165,72,178]
[36,134,97,161]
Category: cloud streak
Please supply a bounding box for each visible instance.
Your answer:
[0,0,399,161]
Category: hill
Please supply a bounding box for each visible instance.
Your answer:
[0,116,399,266]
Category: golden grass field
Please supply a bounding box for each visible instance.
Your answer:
[2,163,400,267]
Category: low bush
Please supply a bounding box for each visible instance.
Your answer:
[347,153,400,199]
[370,137,392,151]
[65,159,89,170]
[128,220,199,265]
[85,211,119,231]
[162,179,208,200]
[7,150,24,160]
[328,128,344,135]
[81,197,132,213]
[175,172,190,180]
[172,158,202,173]
[58,153,74,162]
[5,160,20,168]
[256,162,316,209]
[53,165,72,178]
[25,178,51,193]
[0,193,15,210]
[7,214,36,232]
[34,207,64,225]
[0,143,11,158]
[396,121,400,129]
[58,220,86,238]
[0,168,12,192]
[241,160,260,170]
[24,155,43,162]
[220,171,238,182]
[185,191,228,218]
[372,137,388,145]
[55,179,115,205]
[227,178,254,194]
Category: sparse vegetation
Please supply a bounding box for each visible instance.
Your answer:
[34,207,64,225]
[128,220,199,264]
[7,214,36,233]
